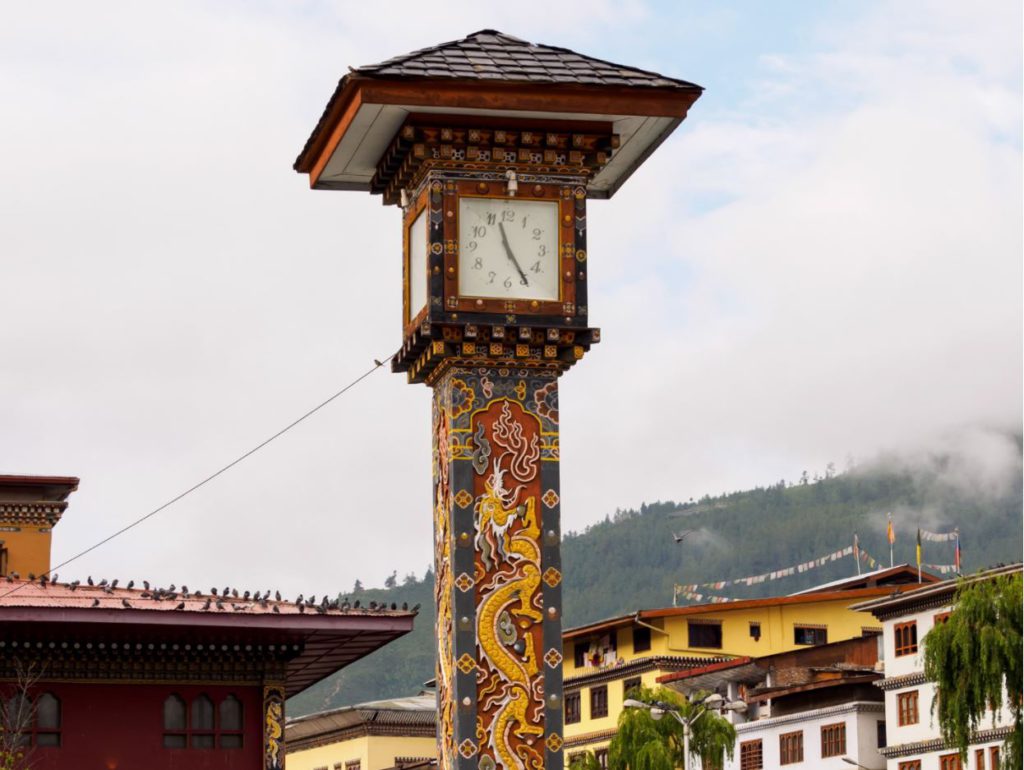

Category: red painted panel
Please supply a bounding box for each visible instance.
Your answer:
[26,682,262,769]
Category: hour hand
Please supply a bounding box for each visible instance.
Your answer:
[498,223,529,286]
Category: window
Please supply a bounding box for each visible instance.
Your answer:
[346,761,361,770]
[4,692,61,748]
[632,627,651,653]
[163,693,244,749]
[794,625,827,646]
[594,749,608,770]
[820,722,846,757]
[590,685,608,719]
[898,762,921,770]
[897,690,919,726]
[567,753,584,768]
[0,546,8,577]
[564,691,581,724]
[574,643,587,668]
[623,678,642,698]
[749,622,761,641]
[779,731,803,764]
[163,695,188,748]
[934,612,951,625]
[976,749,985,769]
[991,747,1000,769]
[876,720,887,749]
[191,694,215,748]
[739,740,763,770]
[939,753,963,770]
[688,621,722,649]
[895,621,918,656]
[219,695,243,748]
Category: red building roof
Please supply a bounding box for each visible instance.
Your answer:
[0,579,417,697]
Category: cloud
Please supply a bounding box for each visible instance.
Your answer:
[0,2,1018,597]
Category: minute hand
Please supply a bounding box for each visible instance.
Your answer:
[498,223,529,286]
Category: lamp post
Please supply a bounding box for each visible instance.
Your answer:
[841,758,869,770]
[624,695,748,768]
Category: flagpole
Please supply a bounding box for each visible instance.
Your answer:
[854,533,861,575]
[888,513,894,568]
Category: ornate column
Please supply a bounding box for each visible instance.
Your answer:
[263,683,286,769]
[433,367,564,770]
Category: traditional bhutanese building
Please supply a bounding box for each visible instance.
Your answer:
[852,563,1021,770]
[0,474,417,769]
[560,566,937,766]
[286,695,437,770]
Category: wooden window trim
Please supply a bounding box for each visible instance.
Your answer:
[976,749,986,770]
[593,748,608,770]
[739,739,763,770]
[590,684,608,719]
[162,692,244,750]
[794,625,828,646]
[897,690,919,726]
[564,691,581,724]
[895,621,918,656]
[939,752,963,770]
[779,730,803,765]
[990,746,1000,769]
[632,626,651,653]
[688,620,723,650]
[898,762,921,770]
[623,677,642,698]
[820,722,846,758]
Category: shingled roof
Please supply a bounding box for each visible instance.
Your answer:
[351,29,700,90]
[294,30,703,198]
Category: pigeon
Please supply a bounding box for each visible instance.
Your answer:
[272,605,280,613]
[295,594,304,605]
[91,598,100,607]
[126,580,134,590]
[111,579,119,588]
[211,588,218,596]
[143,580,150,590]
[69,580,80,591]
[28,573,36,581]
[174,602,185,611]
[50,573,58,584]
[275,590,281,602]
[181,585,188,594]
[411,603,421,613]
[121,599,132,608]
[216,599,225,611]
[4,574,12,583]
[353,600,361,609]
[87,576,94,586]
[231,588,238,598]
[102,586,113,595]
[201,598,212,611]
[243,591,251,600]
[141,591,151,599]
[401,602,408,611]
[672,530,692,544]
[298,604,305,613]
[98,579,108,587]
[168,584,176,592]
[315,605,327,614]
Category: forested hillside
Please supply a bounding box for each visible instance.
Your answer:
[288,446,1023,716]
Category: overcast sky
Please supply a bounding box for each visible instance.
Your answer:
[1,1,1020,597]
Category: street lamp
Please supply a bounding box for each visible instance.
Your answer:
[840,758,869,769]
[623,695,747,767]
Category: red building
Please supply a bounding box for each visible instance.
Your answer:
[0,475,416,769]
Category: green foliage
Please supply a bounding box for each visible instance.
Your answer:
[568,751,602,770]
[923,572,1022,769]
[288,455,1022,716]
[608,686,734,770]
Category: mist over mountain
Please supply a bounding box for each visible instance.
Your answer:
[288,429,1023,716]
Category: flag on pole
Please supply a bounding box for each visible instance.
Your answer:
[916,528,922,582]
[887,516,895,545]
[954,531,962,573]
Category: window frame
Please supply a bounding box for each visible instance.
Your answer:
[574,642,587,669]
[897,762,921,770]
[939,752,963,770]
[5,691,62,748]
[895,621,918,656]
[739,739,763,770]
[820,721,846,758]
[793,625,828,646]
[990,746,1000,769]
[687,620,723,649]
[623,677,642,699]
[976,749,985,769]
[593,748,608,770]
[876,719,887,749]
[564,691,581,724]
[779,730,803,765]
[897,690,919,726]
[632,626,651,653]
[162,692,244,750]
[590,684,609,719]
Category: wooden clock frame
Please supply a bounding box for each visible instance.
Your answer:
[402,175,589,338]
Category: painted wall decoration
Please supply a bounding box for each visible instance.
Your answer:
[263,683,286,770]
[433,367,563,770]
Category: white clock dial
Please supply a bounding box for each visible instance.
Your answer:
[458,197,559,301]
[407,208,428,321]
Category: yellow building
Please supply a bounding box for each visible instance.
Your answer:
[561,567,933,765]
[286,695,437,770]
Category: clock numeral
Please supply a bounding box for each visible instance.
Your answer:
[486,213,496,225]
[472,225,488,238]
[537,245,547,257]
[521,216,529,229]
[530,261,542,273]
[465,240,478,252]
[472,257,483,270]
[503,276,513,290]
[501,210,515,223]
[488,271,496,284]
[532,227,542,241]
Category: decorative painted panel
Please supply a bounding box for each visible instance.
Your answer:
[263,683,286,770]
[434,367,563,770]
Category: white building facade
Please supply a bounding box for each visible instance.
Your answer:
[854,565,1020,770]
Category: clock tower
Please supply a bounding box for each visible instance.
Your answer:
[295,30,700,770]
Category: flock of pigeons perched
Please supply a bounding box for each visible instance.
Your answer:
[4,571,420,616]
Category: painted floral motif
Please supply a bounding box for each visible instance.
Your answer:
[533,381,558,424]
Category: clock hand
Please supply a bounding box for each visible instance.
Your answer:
[498,222,529,286]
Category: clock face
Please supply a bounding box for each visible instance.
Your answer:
[407,207,428,322]
[458,197,559,301]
